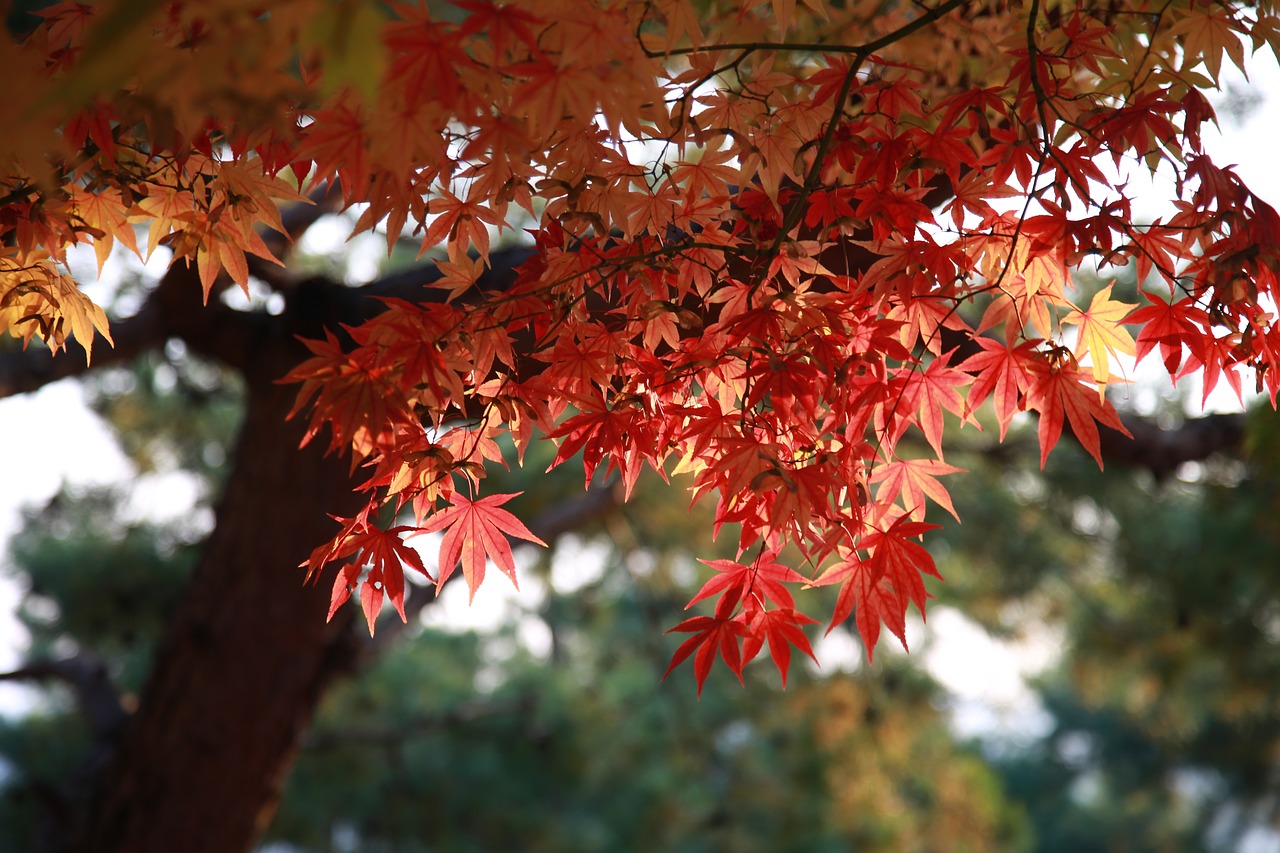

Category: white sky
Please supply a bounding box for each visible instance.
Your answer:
[1,52,1278,729]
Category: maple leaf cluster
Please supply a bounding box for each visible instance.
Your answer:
[5,0,1280,690]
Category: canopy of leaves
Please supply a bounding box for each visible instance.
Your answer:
[3,0,1280,685]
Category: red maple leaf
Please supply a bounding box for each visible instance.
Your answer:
[897,351,973,458]
[815,517,941,660]
[1128,293,1210,377]
[870,457,964,521]
[661,615,749,698]
[420,492,548,599]
[816,555,908,663]
[1026,359,1131,468]
[684,550,807,615]
[322,524,432,635]
[963,337,1042,440]
[742,607,820,688]
[546,399,653,498]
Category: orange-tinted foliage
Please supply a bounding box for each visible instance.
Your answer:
[5,0,1280,687]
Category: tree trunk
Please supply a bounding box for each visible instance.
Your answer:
[74,366,363,853]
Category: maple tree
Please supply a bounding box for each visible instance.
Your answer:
[3,0,1280,793]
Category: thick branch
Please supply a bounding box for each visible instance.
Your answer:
[355,246,534,305]
[0,259,274,399]
[647,0,971,58]
[0,654,127,739]
[0,184,345,402]
[0,302,165,399]
[149,262,277,372]
[303,694,537,751]
[1099,412,1247,479]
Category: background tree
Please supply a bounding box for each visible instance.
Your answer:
[2,0,1279,850]
[968,411,1280,853]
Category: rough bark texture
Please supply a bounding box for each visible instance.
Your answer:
[71,365,365,852]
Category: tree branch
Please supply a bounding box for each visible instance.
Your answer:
[148,261,278,374]
[0,183,350,401]
[354,246,534,305]
[1099,412,1247,479]
[0,301,165,399]
[0,654,128,739]
[0,255,279,399]
[303,693,538,751]
[645,0,970,58]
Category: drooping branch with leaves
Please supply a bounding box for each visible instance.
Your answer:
[3,0,1278,708]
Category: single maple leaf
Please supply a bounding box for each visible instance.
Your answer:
[1169,8,1247,84]
[685,551,807,614]
[328,563,362,622]
[672,145,737,201]
[1186,332,1245,408]
[1027,360,1131,468]
[870,456,964,521]
[1128,222,1189,285]
[1128,293,1209,378]
[420,492,548,600]
[815,554,907,663]
[1062,283,1136,391]
[70,186,139,275]
[321,523,432,635]
[860,516,942,616]
[899,352,974,458]
[963,337,1042,440]
[422,189,500,262]
[661,614,749,698]
[814,517,941,661]
[742,607,820,688]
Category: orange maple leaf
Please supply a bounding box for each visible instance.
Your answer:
[422,189,500,262]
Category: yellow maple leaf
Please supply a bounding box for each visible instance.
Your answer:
[1062,283,1136,391]
[0,253,112,363]
[1170,9,1247,86]
[70,187,140,275]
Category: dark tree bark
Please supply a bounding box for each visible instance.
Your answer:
[70,338,367,852]
[0,247,379,851]
[1,246,559,853]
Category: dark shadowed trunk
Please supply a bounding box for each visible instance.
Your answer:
[72,358,365,852]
